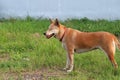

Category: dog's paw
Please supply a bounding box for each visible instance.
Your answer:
[63,68,68,71]
[66,69,72,73]
[63,67,73,72]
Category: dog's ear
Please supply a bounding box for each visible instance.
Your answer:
[54,18,60,27]
[49,18,53,23]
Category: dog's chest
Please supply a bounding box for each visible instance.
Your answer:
[62,42,67,50]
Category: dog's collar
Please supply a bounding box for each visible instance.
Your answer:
[59,27,67,42]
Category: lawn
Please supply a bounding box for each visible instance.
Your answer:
[0,17,120,80]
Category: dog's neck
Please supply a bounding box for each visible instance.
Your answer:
[59,27,67,42]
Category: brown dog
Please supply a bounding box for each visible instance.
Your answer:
[44,19,120,72]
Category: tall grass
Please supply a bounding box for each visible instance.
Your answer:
[0,17,120,79]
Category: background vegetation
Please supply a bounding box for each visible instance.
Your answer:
[0,17,120,79]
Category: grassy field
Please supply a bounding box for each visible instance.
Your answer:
[0,17,120,80]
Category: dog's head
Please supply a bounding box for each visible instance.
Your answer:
[44,18,60,39]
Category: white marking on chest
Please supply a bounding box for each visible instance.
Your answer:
[62,42,67,50]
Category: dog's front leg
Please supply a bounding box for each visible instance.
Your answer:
[66,51,74,72]
[63,53,70,70]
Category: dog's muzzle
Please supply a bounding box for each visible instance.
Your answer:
[43,32,55,39]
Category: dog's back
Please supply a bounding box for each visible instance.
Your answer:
[63,28,116,50]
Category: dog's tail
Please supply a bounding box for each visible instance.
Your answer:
[114,36,120,50]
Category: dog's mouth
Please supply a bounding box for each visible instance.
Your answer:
[45,33,55,39]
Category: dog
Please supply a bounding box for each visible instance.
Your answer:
[44,18,120,72]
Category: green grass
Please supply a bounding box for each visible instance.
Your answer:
[0,17,120,79]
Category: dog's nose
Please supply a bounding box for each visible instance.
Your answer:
[43,32,46,35]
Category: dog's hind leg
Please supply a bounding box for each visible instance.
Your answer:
[101,41,118,69]
[107,53,118,69]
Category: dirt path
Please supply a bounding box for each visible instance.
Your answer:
[22,68,66,80]
[2,68,67,80]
